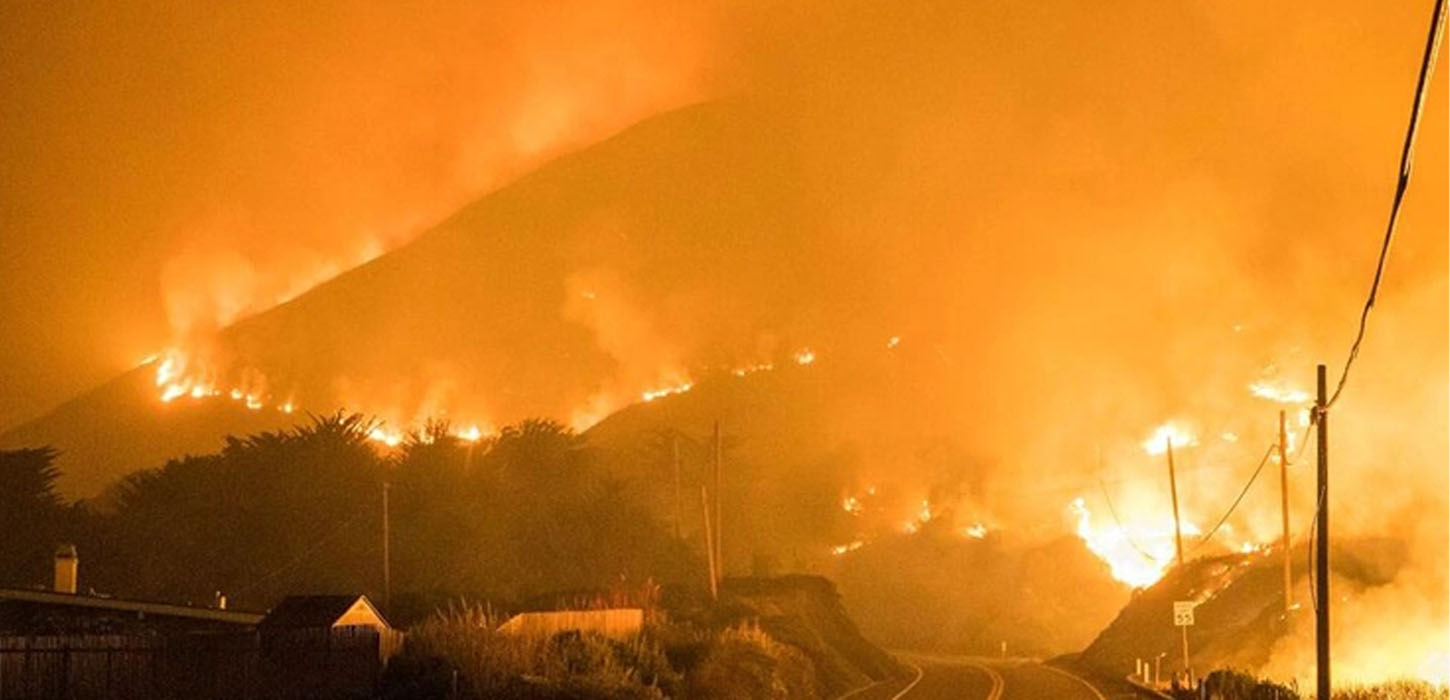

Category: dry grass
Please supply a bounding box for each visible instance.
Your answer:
[1330,681,1449,700]
[684,622,819,700]
[398,603,678,699]
[1181,670,1447,700]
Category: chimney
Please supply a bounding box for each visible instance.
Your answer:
[54,544,78,594]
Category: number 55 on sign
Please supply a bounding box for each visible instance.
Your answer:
[1173,601,1195,627]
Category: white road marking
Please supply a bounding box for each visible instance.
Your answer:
[1040,664,1108,700]
[838,676,891,699]
[957,660,1004,700]
[890,660,926,700]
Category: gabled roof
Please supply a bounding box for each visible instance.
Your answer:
[0,587,263,625]
[259,594,388,630]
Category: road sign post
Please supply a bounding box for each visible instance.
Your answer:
[1173,601,1194,681]
[1172,601,1195,627]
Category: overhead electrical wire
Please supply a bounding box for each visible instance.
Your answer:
[1311,0,1446,612]
[1187,443,1277,556]
[1326,0,1447,410]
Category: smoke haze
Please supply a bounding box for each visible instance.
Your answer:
[1,0,1444,682]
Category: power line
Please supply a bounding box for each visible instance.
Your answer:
[1099,480,1161,563]
[233,509,371,597]
[1326,0,1447,410]
[1188,444,1276,555]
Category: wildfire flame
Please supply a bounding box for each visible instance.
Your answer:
[730,362,774,377]
[1070,497,1201,588]
[1248,380,1311,404]
[641,381,693,402]
[367,427,404,448]
[1141,423,1196,456]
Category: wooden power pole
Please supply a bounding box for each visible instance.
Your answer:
[1279,410,1292,616]
[700,485,718,600]
[1166,439,1185,567]
[1315,365,1330,700]
[713,421,723,578]
[1166,438,1190,676]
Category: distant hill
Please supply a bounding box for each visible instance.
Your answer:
[0,99,849,498]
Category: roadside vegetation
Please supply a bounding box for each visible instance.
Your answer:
[384,603,818,698]
[1169,670,1447,700]
[0,414,694,616]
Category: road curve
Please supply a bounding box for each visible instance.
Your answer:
[845,653,1116,700]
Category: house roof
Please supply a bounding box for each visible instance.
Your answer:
[259,595,388,629]
[0,587,263,625]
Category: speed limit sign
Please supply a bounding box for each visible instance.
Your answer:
[1173,601,1195,627]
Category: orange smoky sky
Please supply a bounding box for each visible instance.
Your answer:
[0,0,1445,502]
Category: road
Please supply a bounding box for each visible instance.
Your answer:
[843,652,1142,700]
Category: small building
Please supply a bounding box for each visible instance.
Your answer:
[0,587,263,635]
[258,595,390,634]
[0,545,260,635]
[256,595,400,699]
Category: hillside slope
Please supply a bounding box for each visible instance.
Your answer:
[1078,538,1427,686]
[0,99,834,497]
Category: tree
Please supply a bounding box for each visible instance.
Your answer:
[0,447,67,585]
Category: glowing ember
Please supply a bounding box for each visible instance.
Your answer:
[831,540,864,556]
[886,336,900,348]
[1142,423,1196,456]
[641,381,693,402]
[917,499,933,523]
[842,495,863,515]
[367,427,403,448]
[730,362,774,377]
[793,348,816,365]
[962,523,988,539]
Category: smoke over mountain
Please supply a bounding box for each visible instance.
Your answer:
[1,0,1444,683]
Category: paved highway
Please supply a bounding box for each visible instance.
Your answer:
[843,652,1142,700]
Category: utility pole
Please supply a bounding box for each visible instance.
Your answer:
[672,434,682,540]
[1166,437,1189,676]
[713,420,723,578]
[700,485,718,600]
[1279,410,1292,616]
[382,481,391,614]
[1166,439,1185,567]
[1315,365,1330,700]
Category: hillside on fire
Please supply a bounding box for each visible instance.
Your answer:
[2,0,1447,696]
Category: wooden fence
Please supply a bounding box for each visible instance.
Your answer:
[0,628,402,699]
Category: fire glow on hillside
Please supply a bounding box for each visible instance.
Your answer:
[143,344,827,447]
